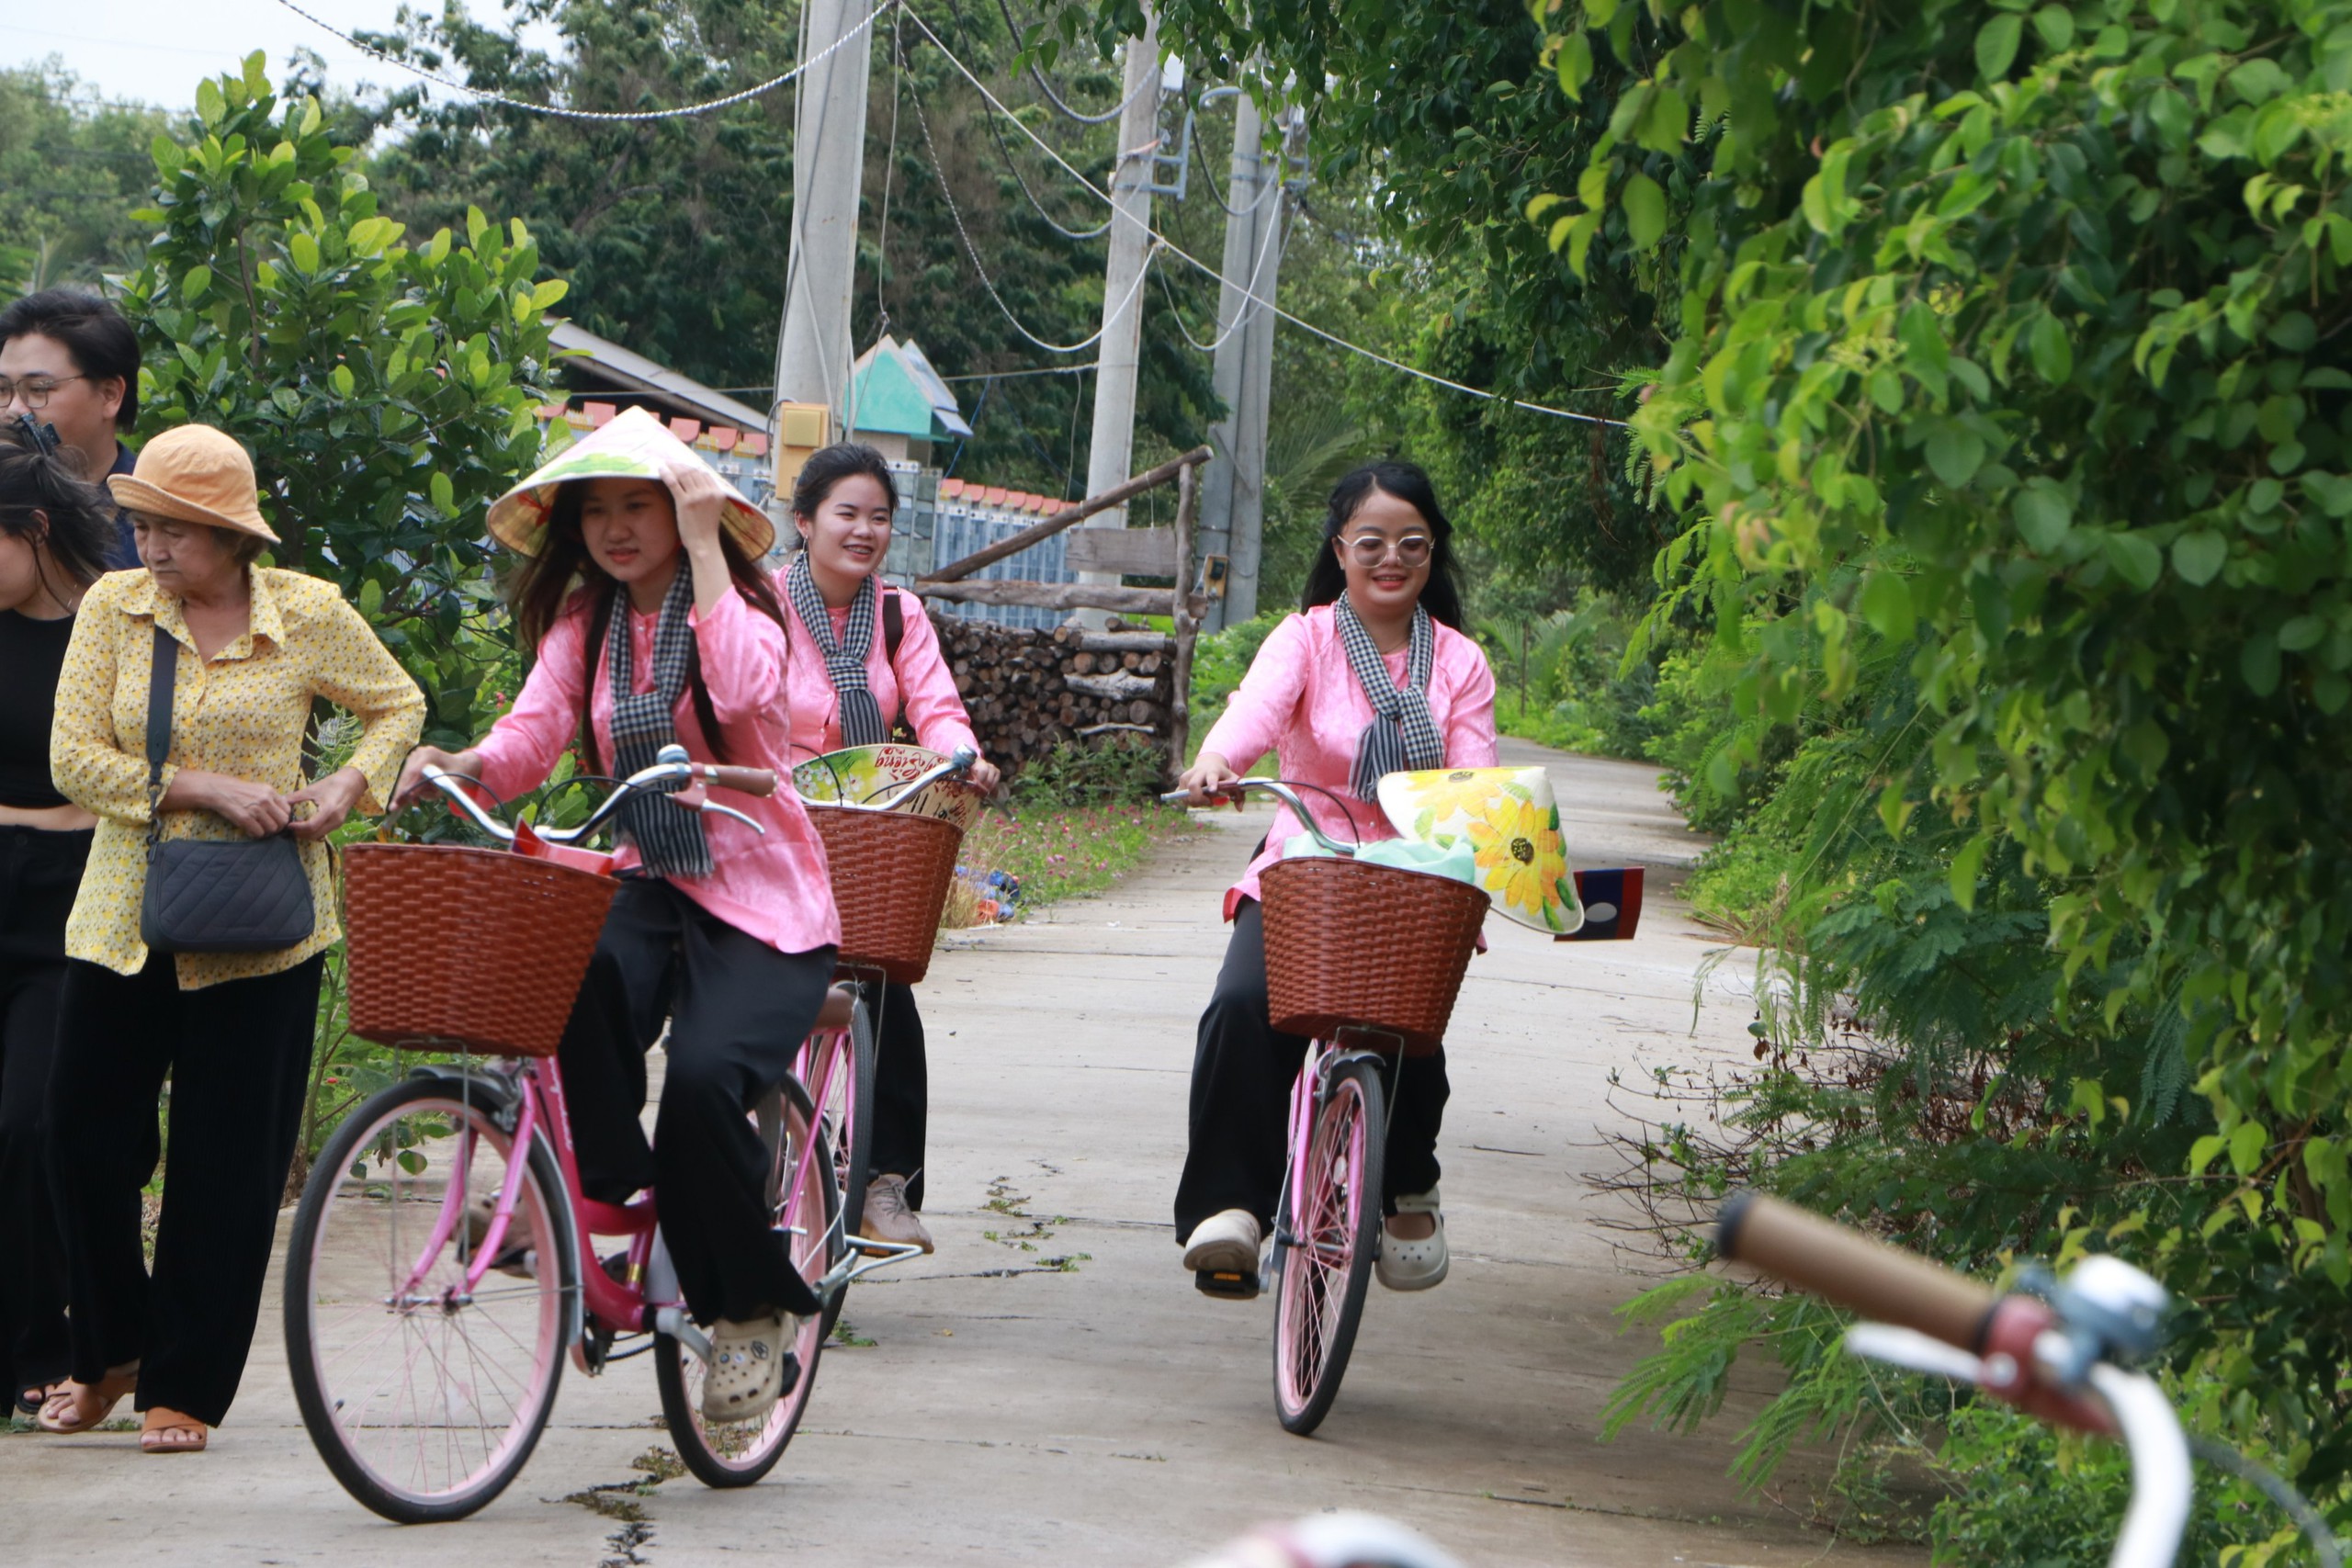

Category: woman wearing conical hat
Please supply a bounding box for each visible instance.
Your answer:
[395,408,838,1427]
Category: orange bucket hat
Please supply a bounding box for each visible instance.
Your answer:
[105,424,279,543]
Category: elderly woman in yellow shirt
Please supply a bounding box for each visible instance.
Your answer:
[34,425,423,1455]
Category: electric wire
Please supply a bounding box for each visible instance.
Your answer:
[936,0,1112,240]
[1155,194,1287,355]
[908,75,1159,355]
[901,3,1634,431]
[1181,91,1284,220]
[271,0,902,122]
[991,0,1144,124]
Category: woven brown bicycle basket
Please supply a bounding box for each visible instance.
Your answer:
[806,805,966,985]
[344,842,619,1058]
[1259,854,1491,1055]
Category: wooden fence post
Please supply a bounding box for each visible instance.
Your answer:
[1169,459,1200,779]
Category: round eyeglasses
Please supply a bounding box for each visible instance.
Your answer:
[1340,533,1432,568]
[0,375,87,412]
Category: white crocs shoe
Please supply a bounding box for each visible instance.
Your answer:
[1375,1188,1449,1292]
[1181,1208,1263,1275]
[702,1313,797,1424]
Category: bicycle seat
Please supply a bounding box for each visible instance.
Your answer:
[815,985,856,1032]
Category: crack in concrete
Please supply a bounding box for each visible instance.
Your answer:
[557,1446,683,1567]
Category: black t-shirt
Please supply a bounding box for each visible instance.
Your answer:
[0,607,75,808]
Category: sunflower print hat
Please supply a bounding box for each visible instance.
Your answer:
[1375,766,1585,935]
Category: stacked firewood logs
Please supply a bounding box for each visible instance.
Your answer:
[925,609,1176,778]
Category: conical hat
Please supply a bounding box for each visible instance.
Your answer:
[485,406,775,558]
[1376,765,1584,935]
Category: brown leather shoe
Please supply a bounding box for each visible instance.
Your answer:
[862,1174,934,1254]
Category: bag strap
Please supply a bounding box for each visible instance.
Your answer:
[145,625,176,844]
[883,588,905,664]
[881,588,907,736]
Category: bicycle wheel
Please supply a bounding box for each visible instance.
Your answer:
[814,990,876,1343]
[1270,1053,1385,1436]
[656,1074,840,1488]
[286,1075,570,1522]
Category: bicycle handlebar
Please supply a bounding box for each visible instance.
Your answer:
[700,763,778,798]
[422,744,771,844]
[1159,778,1356,856]
[1715,1190,1997,1353]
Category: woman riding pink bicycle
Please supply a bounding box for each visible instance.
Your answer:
[779,442,999,1254]
[1173,459,1497,1296]
[394,409,838,1426]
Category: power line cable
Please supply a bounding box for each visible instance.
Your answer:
[933,0,1112,241]
[991,0,1143,124]
[271,0,901,122]
[907,74,1157,355]
[1156,193,1287,355]
[902,3,1634,431]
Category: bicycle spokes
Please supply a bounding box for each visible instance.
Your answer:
[287,1082,567,1523]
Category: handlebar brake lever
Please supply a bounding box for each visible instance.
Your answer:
[686,798,766,835]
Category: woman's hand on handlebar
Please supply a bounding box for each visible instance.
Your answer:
[392,746,483,810]
[1175,752,1240,806]
[966,757,1001,794]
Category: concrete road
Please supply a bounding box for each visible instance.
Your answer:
[2,740,1919,1567]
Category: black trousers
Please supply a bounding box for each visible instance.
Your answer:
[47,951,322,1427]
[868,981,927,1207]
[557,879,833,1325]
[1173,899,1450,1241]
[0,826,91,1401]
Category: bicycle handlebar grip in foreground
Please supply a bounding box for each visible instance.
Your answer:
[701,764,776,797]
[1714,1191,1998,1353]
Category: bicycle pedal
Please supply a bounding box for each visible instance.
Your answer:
[1194,1267,1261,1301]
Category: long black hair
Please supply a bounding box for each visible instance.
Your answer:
[0,418,117,601]
[790,442,900,528]
[503,478,786,770]
[1298,459,1466,630]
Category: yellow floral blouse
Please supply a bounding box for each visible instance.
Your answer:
[51,568,424,989]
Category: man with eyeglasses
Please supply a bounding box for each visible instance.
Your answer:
[0,291,141,568]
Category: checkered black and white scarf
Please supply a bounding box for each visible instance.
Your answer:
[605,570,710,877]
[1335,592,1444,802]
[784,554,889,748]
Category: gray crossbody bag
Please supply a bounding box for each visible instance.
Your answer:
[139,625,315,953]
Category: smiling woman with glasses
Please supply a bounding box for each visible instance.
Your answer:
[1169,458,1497,1301]
[0,291,143,569]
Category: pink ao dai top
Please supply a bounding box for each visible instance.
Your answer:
[781,584,982,761]
[1197,603,1499,919]
[470,588,842,954]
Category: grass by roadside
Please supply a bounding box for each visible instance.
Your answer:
[943,803,1197,927]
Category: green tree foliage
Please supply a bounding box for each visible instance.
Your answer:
[0,62,174,290]
[1539,0,2352,1304]
[120,53,562,748]
[353,0,1216,497]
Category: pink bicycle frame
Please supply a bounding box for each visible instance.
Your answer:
[398,1059,662,1344]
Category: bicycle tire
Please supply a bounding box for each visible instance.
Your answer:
[286,1075,570,1522]
[657,1073,840,1487]
[1270,1054,1385,1436]
[818,990,878,1339]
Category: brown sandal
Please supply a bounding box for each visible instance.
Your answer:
[140,1406,209,1454]
[35,1366,139,1435]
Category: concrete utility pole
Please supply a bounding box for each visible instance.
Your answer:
[1195,93,1292,630]
[1074,13,1163,619]
[771,0,876,517]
